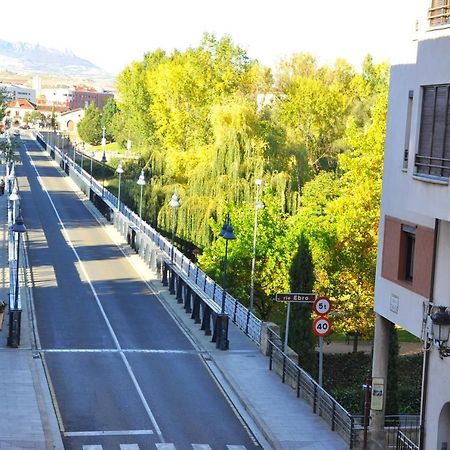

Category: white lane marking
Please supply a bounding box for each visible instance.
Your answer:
[23,142,164,442]
[65,430,153,437]
[192,445,212,450]
[42,348,200,354]
[227,446,248,450]
[156,444,176,450]
[83,446,102,450]
[120,445,140,450]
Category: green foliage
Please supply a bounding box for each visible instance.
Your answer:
[386,323,399,415]
[289,234,316,375]
[101,98,119,142]
[0,140,17,162]
[78,102,102,145]
[324,352,421,415]
[0,87,10,122]
[112,33,390,337]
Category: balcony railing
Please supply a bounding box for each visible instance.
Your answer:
[414,153,450,180]
[429,1,450,27]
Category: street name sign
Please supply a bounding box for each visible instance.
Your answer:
[275,293,316,303]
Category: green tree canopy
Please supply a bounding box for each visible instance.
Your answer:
[78,102,102,145]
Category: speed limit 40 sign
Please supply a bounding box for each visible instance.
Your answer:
[313,316,332,337]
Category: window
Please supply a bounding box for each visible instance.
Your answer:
[403,90,414,170]
[401,224,416,282]
[429,0,450,27]
[416,85,450,178]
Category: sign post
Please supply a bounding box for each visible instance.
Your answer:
[275,293,315,350]
[312,297,332,387]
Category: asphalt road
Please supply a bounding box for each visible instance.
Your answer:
[17,135,260,450]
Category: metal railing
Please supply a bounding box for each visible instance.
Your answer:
[396,430,419,450]
[429,1,450,27]
[267,327,357,447]
[35,132,263,344]
[414,153,450,179]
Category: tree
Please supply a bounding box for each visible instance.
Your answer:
[289,234,316,375]
[0,87,10,123]
[101,97,118,142]
[386,322,399,415]
[77,102,102,145]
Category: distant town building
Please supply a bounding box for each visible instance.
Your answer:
[39,88,73,107]
[4,99,36,126]
[39,86,113,110]
[57,108,85,132]
[372,1,450,449]
[70,86,113,110]
[0,82,36,103]
[32,75,42,98]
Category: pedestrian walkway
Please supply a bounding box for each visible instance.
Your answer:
[0,162,64,450]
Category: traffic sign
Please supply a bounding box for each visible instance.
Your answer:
[313,296,332,315]
[313,316,332,337]
[275,293,316,303]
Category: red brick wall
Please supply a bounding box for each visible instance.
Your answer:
[381,215,434,297]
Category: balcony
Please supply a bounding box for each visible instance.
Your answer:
[414,154,450,181]
[429,1,450,27]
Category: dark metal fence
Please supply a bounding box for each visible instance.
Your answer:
[267,327,358,447]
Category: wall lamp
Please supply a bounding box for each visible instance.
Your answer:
[430,306,450,359]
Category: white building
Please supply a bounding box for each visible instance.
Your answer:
[39,88,74,107]
[372,1,450,448]
[0,83,36,104]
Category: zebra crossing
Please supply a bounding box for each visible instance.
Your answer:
[82,444,248,449]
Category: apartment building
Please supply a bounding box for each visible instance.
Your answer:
[0,82,36,103]
[372,1,450,448]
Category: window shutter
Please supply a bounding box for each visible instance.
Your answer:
[418,86,435,174]
[430,86,448,175]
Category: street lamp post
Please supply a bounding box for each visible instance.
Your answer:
[7,165,15,194]
[90,152,95,185]
[116,161,124,211]
[249,179,264,314]
[101,150,107,196]
[9,187,19,223]
[216,213,236,350]
[8,216,26,348]
[137,169,146,230]
[168,191,180,296]
[169,191,180,263]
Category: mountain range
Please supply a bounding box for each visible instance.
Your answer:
[0,39,109,78]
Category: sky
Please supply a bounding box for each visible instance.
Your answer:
[1,0,423,75]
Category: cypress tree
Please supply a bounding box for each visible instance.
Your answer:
[385,321,399,415]
[289,233,316,375]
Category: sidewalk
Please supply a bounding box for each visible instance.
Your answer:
[0,165,63,450]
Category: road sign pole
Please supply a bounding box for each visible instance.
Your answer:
[319,336,323,387]
[284,302,291,350]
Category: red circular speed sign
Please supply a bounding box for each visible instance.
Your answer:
[313,316,332,337]
[313,296,332,315]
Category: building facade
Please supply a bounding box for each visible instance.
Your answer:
[39,86,113,110]
[0,83,36,103]
[70,88,113,110]
[372,1,450,448]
